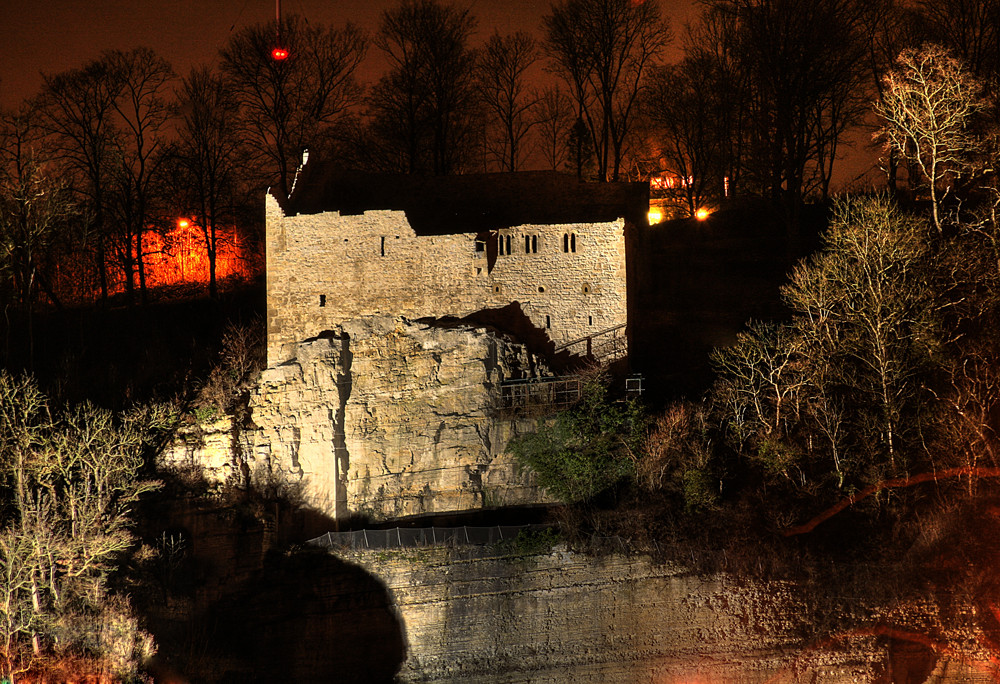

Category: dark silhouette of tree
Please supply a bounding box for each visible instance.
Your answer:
[858,0,922,193]
[915,0,1000,91]
[543,0,671,182]
[534,86,573,171]
[221,15,366,198]
[694,0,868,222]
[37,58,121,304]
[369,0,478,175]
[475,31,540,172]
[643,57,726,217]
[0,105,75,369]
[172,66,245,299]
[104,47,175,305]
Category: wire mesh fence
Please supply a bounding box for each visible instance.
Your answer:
[307,524,556,551]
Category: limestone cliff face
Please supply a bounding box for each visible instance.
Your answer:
[164,316,550,521]
[340,546,988,684]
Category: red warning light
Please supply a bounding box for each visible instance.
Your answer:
[271,47,289,61]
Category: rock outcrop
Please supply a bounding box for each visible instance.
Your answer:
[163,316,552,520]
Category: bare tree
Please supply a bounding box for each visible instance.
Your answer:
[875,45,988,232]
[173,66,245,299]
[783,196,941,470]
[104,47,175,304]
[369,0,478,175]
[221,15,367,198]
[543,0,671,181]
[0,373,166,682]
[533,86,574,171]
[475,31,540,172]
[0,107,75,369]
[643,57,725,216]
[37,58,122,303]
[694,0,868,224]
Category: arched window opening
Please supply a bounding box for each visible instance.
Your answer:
[563,234,569,252]
[570,233,576,252]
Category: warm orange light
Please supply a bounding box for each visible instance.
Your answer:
[177,218,191,229]
[695,208,710,221]
[647,209,663,224]
[272,47,289,61]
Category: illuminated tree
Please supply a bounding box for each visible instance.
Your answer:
[875,45,988,232]
[475,31,540,172]
[221,14,367,197]
[0,373,167,682]
[543,0,672,182]
[369,0,478,174]
[782,197,941,474]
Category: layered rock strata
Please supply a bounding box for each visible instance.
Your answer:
[164,316,551,520]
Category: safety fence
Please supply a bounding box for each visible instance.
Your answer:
[308,524,554,550]
[496,375,583,414]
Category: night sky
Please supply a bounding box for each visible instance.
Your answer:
[0,0,698,108]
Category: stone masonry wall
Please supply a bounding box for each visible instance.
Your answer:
[265,194,628,365]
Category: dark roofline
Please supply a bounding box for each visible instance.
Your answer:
[280,162,649,235]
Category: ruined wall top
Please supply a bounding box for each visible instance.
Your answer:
[280,163,650,232]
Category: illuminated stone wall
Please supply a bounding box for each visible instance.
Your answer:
[341,546,962,684]
[265,193,628,366]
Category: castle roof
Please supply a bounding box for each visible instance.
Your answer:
[278,162,649,234]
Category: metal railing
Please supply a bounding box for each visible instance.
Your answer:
[553,323,627,362]
[495,375,583,414]
[308,524,553,550]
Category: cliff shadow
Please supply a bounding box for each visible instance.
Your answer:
[206,546,406,683]
[137,490,405,684]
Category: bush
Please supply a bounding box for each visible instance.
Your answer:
[508,378,644,504]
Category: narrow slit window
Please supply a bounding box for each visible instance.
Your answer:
[545,315,551,329]
[319,294,326,307]
[570,233,577,252]
[531,235,538,253]
[563,234,569,252]
[588,315,593,325]
[525,235,531,253]
[380,236,385,257]
[498,234,504,254]
[506,235,512,254]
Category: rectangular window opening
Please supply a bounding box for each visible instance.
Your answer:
[545,315,551,329]
[380,236,386,257]
[319,294,326,307]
